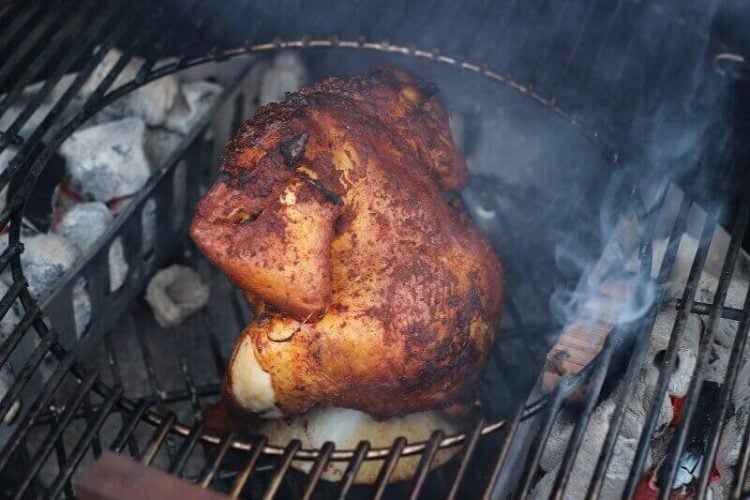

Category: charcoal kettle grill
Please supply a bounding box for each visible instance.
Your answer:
[1,0,750,498]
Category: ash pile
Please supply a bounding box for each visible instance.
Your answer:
[525,185,750,499]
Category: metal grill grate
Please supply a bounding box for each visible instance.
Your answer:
[0,0,748,498]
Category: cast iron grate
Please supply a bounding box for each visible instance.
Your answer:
[0,0,747,498]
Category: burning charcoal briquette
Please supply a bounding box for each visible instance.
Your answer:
[259,51,307,106]
[712,263,750,495]
[0,233,76,298]
[145,128,184,170]
[80,49,178,127]
[145,265,209,328]
[0,231,96,338]
[60,117,152,202]
[718,336,750,493]
[165,81,224,135]
[57,202,129,292]
[57,202,113,254]
[532,401,650,499]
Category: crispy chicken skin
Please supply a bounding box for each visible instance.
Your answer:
[190,67,503,417]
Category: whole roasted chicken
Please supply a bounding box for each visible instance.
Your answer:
[191,67,503,418]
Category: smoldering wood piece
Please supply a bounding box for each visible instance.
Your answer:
[542,280,636,397]
[77,451,227,500]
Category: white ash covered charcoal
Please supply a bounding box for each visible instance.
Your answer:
[259,51,307,106]
[532,400,651,499]
[539,414,574,472]
[532,198,748,497]
[164,80,224,135]
[144,128,183,171]
[533,303,701,497]
[648,224,750,497]
[56,202,112,254]
[80,49,178,127]
[145,265,209,328]
[708,261,750,497]
[646,306,701,400]
[60,117,151,202]
[0,231,93,339]
[626,334,674,439]
[56,202,129,293]
[652,231,750,301]
[1,233,76,298]
[692,270,749,382]
[717,333,750,496]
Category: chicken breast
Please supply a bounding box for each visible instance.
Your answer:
[191,67,503,418]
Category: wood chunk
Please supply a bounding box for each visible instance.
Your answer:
[78,452,226,500]
[542,279,636,398]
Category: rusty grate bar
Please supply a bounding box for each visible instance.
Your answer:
[140,411,177,466]
[372,437,407,500]
[198,432,235,488]
[169,421,205,476]
[229,436,267,499]
[337,441,370,499]
[301,441,335,500]
[446,419,484,500]
[262,439,302,500]
[409,430,445,500]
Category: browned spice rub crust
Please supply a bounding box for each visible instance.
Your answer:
[191,66,503,417]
